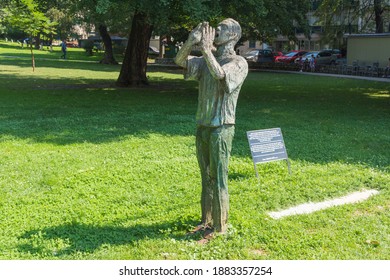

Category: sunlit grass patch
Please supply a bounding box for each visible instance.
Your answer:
[0,42,389,260]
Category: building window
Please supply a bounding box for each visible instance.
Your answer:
[249,40,256,48]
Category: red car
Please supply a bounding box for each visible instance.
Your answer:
[273,51,284,61]
[276,51,307,64]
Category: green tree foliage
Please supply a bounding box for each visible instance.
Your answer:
[72,0,132,35]
[152,0,310,46]
[0,1,10,35]
[117,0,220,86]
[45,7,73,40]
[2,0,57,71]
[69,0,134,64]
[220,0,310,44]
[151,0,221,44]
[3,0,312,81]
[3,0,79,41]
[117,0,311,86]
[3,0,57,38]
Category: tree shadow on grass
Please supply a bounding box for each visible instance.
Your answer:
[18,219,200,258]
[0,71,198,145]
[0,69,389,168]
[0,55,182,74]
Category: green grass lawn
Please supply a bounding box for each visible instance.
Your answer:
[0,41,389,260]
[0,40,108,62]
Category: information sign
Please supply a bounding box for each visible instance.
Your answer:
[247,128,291,178]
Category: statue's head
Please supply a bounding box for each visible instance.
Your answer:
[214,18,242,46]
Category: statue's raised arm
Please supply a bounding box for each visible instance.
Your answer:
[174,22,204,68]
[198,22,225,80]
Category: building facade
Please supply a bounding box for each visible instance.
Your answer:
[238,0,390,54]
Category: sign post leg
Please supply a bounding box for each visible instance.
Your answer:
[254,162,259,178]
[286,159,292,175]
[254,163,261,184]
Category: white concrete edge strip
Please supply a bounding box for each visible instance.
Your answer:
[268,189,380,219]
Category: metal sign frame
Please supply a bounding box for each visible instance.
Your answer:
[247,128,291,180]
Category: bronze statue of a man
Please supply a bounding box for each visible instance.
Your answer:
[174,18,248,238]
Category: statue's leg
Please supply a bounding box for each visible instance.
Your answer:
[210,125,235,233]
[196,126,213,227]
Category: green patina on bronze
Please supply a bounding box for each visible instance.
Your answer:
[175,19,248,234]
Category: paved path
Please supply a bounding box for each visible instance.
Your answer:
[251,68,390,83]
[0,54,99,64]
[2,54,390,83]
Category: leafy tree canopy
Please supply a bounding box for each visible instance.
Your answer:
[2,0,57,38]
[123,0,311,44]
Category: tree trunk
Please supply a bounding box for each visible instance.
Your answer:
[34,34,40,50]
[374,0,384,33]
[116,12,153,87]
[30,43,35,72]
[98,24,118,65]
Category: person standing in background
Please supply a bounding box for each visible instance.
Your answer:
[60,40,67,59]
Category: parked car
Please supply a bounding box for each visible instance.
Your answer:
[66,41,79,48]
[315,50,339,65]
[294,51,319,64]
[276,51,307,64]
[275,50,297,63]
[273,51,284,61]
[242,49,260,62]
[148,46,159,58]
[256,49,275,63]
[327,49,342,58]
[242,49,276,63]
